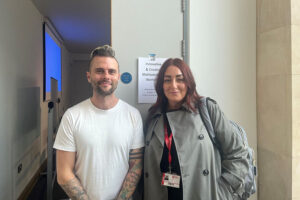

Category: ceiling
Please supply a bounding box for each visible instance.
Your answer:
[32,0,111,54]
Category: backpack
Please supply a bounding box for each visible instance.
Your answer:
[198,97,257,200]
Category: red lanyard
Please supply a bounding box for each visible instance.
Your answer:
[164,122,173,172]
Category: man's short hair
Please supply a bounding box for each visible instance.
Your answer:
[89,45,119,71]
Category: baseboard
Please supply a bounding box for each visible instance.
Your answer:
[18,159,47,200]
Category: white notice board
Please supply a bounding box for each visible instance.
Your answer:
[138,57,167,103]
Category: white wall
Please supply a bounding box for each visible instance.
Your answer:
[0,0,71,199]
[0,1,43,198]
[190,0,257,199]
[112,0,183,120]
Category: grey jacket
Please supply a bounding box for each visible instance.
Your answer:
[144,100,249,200]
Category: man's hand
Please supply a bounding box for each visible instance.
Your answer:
[116,147,144,200]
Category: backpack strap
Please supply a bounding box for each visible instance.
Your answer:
[198,97,221,150]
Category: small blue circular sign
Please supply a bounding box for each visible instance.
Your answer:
[121,72,132,84]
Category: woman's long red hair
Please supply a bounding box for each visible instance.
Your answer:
[149,58,202,115]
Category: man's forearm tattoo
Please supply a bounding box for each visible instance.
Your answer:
[60,177,89,200]
[116,148,144,200]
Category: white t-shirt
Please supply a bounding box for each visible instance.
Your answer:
[53,99,144,200]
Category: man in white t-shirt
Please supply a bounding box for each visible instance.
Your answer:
[54,45,144,200]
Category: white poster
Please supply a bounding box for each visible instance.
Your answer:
[138,57,167,103]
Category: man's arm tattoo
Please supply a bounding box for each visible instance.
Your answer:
[116,148,144,200]
[60,177,89,200]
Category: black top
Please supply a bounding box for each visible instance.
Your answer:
[160,115,183,200]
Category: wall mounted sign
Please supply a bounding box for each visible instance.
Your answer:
[121,72,132,84]
[138,57,167,103]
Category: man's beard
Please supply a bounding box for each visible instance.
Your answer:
[94,80,117,96]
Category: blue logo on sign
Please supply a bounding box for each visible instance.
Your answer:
[121,72,132,84]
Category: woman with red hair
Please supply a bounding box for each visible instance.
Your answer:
[143,58,249,200]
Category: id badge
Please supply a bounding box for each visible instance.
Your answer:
[161,173,180,188]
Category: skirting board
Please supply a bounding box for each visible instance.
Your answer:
[18,159,47,200]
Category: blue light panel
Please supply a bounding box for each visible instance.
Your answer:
[45,32,61,92]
